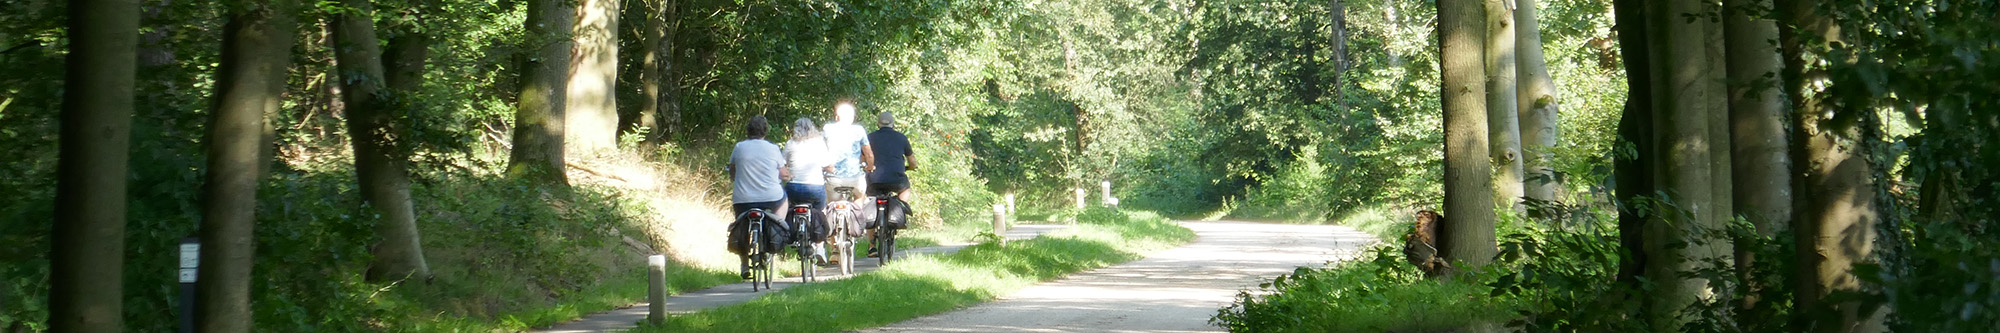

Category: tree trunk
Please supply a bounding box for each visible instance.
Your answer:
[566,0,619,152]
[1643,0,1726,328]
[637,0,665,144]
[1723,0,1790,312]
[332,0,433,283]
[1485,0,1524,211]
[50,0,140,330]
[195,1,294,330]
[1329,0,1349,110]
[1438,0,1497,272]
[511,0,574,184]
[1610,0,1653,293]
[1778,0,1887,330]
[1514,0,1561,206]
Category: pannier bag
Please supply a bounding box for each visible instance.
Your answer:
[825,201,868,238]
[727,212,794,255]
[859,197,911,230]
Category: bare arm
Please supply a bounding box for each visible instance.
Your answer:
[860,143,876,173]
[905,153,918,171]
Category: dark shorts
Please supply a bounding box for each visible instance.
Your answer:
[867,181,910,197]
[731,200,785,220]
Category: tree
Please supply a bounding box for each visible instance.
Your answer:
[195,0,294,329]
[1610,0,1654,294]
[331,0,432,282]
[49,0,141,330]
[510,0,574,184]
[566,0,619,152]
[1484,0,1523,210]
[1722,0,1789,311]
[1514,0,1561,206]
[1438,0,1497,272]
[1641,0,1728,328]
[636,0,670,144]
[1777,0,1886,330]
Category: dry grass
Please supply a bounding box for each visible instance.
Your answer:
[564,147,740,271]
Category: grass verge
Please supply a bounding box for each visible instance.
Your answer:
[1211,247,1516,332]
[635,208,1195,332]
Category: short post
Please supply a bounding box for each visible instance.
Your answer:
[1003,193,1016,215]
[1100,181,1112,206]
[178,238,199,333]
[1074,188,1086,211]
[991,203,1008,246]
[647,255,667,325]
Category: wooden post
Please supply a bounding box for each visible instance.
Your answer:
[647,255,666,325]
[992,203,1008,246]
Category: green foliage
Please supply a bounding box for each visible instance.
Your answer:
[639,209,1193,332]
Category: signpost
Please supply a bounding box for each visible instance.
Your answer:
[179,238,198,333]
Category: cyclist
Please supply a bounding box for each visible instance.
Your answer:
[822,101,874,204]
[781,117,834,265]
[865,111,916,258]
[727,116,788,279]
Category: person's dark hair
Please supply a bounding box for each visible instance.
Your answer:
[746,116,769,138]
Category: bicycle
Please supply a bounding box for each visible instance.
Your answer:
[736,209,777,291]
[871,191,904,265]
[786,203,818,283]
[825,187,862,275]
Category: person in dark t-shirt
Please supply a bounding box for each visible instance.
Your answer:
[866,111,916,198]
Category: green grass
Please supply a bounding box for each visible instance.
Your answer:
[1213,247,1516,332]
[392,264,739,331]
[636,208,1195,332]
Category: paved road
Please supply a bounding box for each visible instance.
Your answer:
[859,221,1378,333]
[537,224,1072,333]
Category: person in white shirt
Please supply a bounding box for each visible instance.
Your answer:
[782,117,833,264]
[822,101,874,202]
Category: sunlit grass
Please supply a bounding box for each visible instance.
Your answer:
[636,208,1195,332]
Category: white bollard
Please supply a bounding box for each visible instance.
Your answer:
[1100,181,1112,206]
[647,255,667,325]
[992,203,1008,246]
[1004,193,1016,215]
[1074,188,1087,211]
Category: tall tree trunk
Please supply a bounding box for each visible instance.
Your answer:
[1329,0,1348,110]
[637,0,665,144]
[1514,0,1562,207]
[511,0,575,184]
[1438,0,1497,272]
[566,0,619,152]
[332,0,432,282]
[195,1,294,329]
[1643,0,1726,328]
[1703,0,1735,269]
[1485,0,1524,210]
[1723,0,1790,313]
[1610,0,1653,294]
[50,0,140,330]
[1778,0,1887,330]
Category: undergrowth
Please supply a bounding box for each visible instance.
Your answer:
[638,207,1196,332]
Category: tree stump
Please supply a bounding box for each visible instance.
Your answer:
[1404,210,1451,277]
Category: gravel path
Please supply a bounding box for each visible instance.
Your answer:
[858,221,1378,333]
[536,225,1071,333]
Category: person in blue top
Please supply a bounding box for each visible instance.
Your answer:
[822,101,875,202]
[727,116,787,279]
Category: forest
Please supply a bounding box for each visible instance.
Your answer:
[2,0,1996,331]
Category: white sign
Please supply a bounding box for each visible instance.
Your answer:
[178,243,199,269]
[179,268,197,283]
